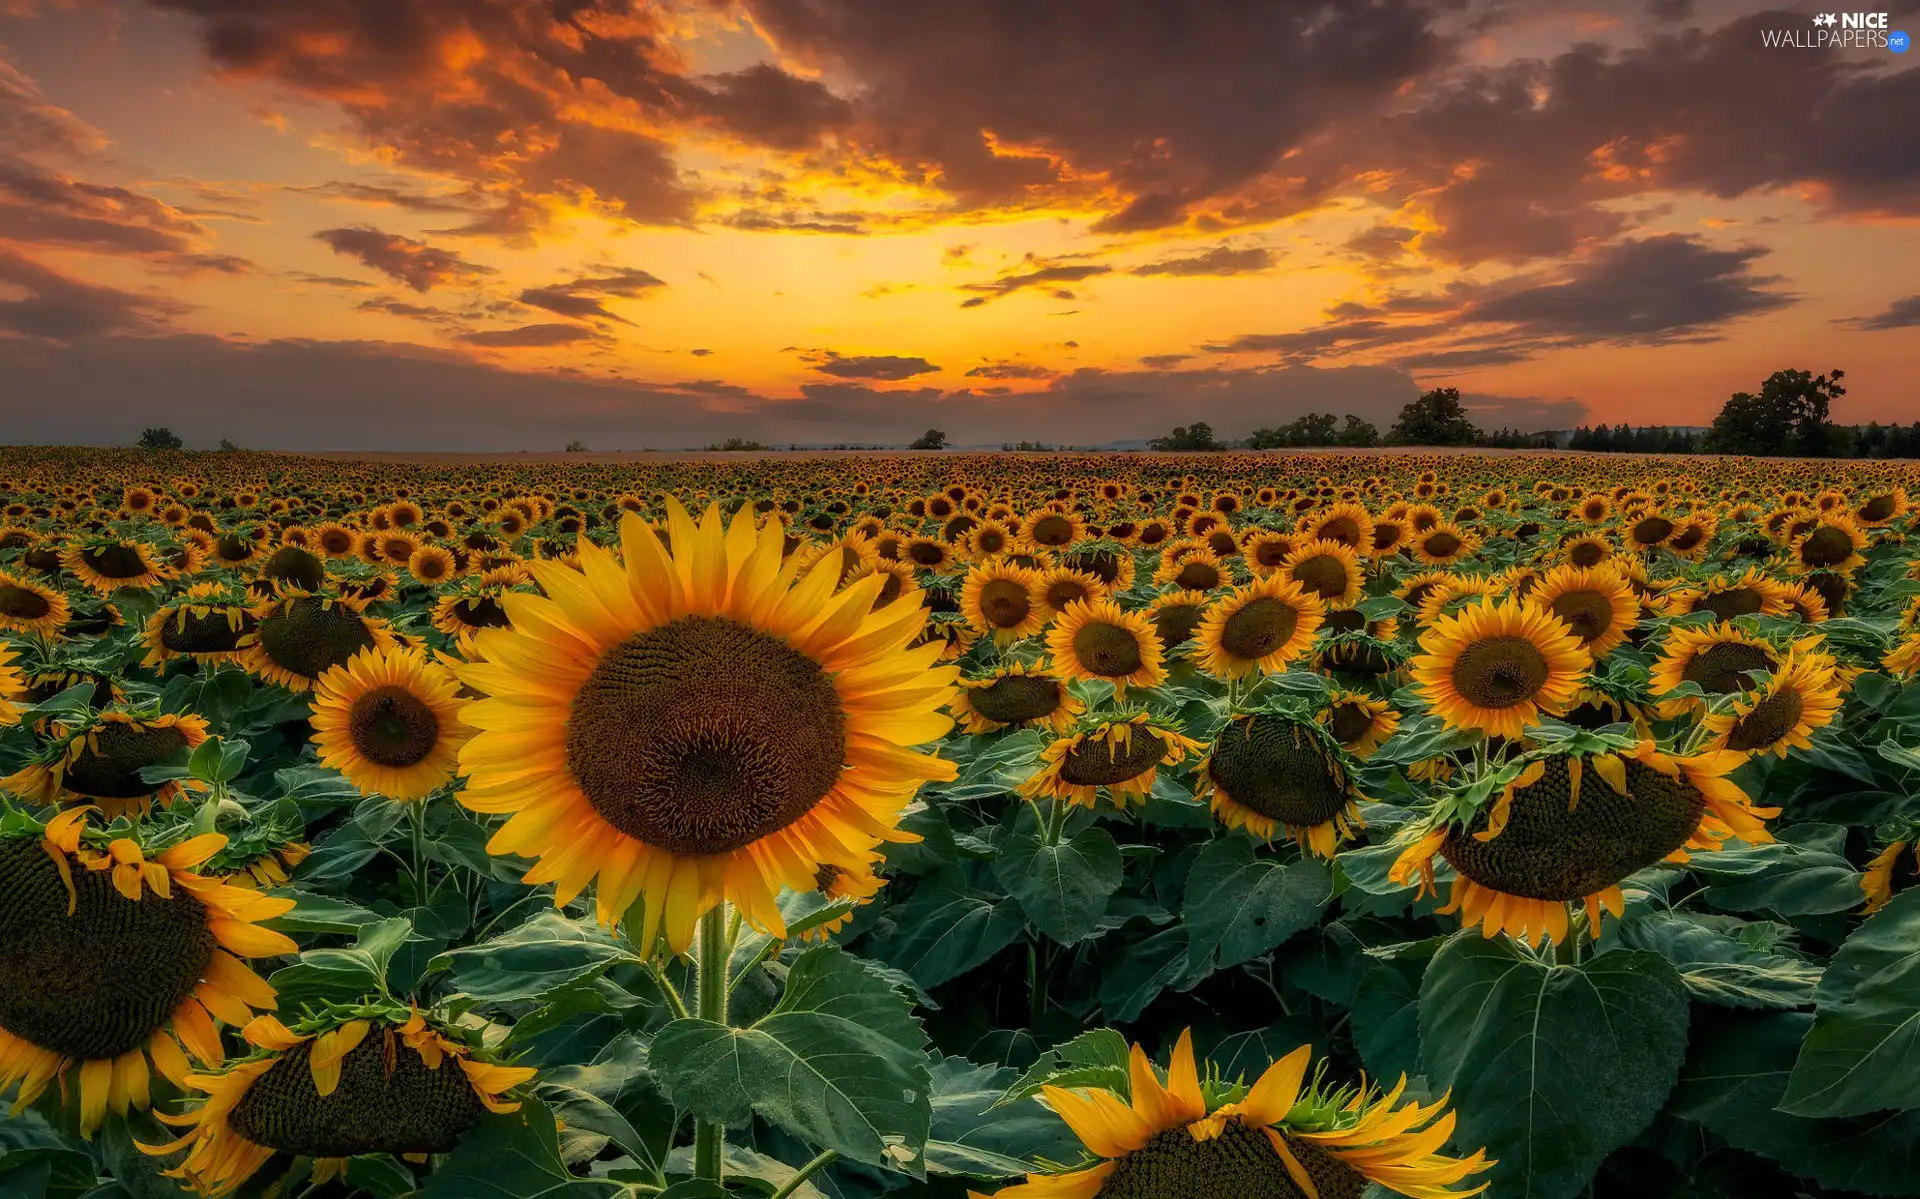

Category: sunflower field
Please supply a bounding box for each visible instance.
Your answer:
[1,447,1918,1199]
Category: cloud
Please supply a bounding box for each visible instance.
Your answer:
[1837,295,1920,332]
[800,350,943,380]
[0,55,106,159]
[1130,245,1276,277]
[686,63,853,151]
[314,225,493,292]
[963,360,1055,380]
[455,323,603,348]
[287,181,483,212]
[516,267,664,323]
[282,270,377,289]
[0,248,187,341]
[355,297,449,321]
[0,154,210,256]
[1139,353,1190,368]
[959,261,1111,305]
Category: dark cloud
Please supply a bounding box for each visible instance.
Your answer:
[0,55,104,159]
[1345,225,1419,261]
[1131,245,1275,277]
[720,211,869,235]
[282,271,376,289]
[1392,346,1534,370]
[314,225,493,292]
[801,350,943,380]
[515,266,666,323]
[687,63,853,151]
[959,261,1111,306]
[963,361,1055,380]
[288,181,482,212]
[1647,0,1695,23]
[355,297,448,321]
[0,249,187,341]
[455,323,602,348]
[1139,353,1191,368]
[0,155,210,256]
[1837,295,1920,331]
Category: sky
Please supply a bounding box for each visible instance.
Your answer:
[0,0,1916,450]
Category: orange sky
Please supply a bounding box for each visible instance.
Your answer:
[2,0,1917,448]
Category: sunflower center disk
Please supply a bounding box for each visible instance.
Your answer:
[1327,703,1375,745]
[1683,642,1776,695]
[1697,589,1764,621]
[1072,621,1145,677]
[1727,689,1806,752]
[1442,757,1707,901]
[0,584,50,620]
[968,676,1062,725]
[1152,604,1203,649]
[565,616,848,856]
[0,839,216,1060]
[1031,516,1073,545]
[82,545,149,579]
[1633,517,1674,544]
[1424,533,1462,557]
[1059,730,1167,787]
[65,722,191,798]
[1800,526,1854,566]
[1450,635,1550,709]
[1207,718,1348,826]
[349,686,443,768]
[1220,598,1301,661]
[1095,1121,1366,1199]
[228,1036,484,1158]
[1860,495,1895,521]
[258,599,376,680]
[161,608,255,654]
[1174,561,1219,590]
[1548,591,1614,643]
[977,580,1033,629]
[1292,554,1348,600]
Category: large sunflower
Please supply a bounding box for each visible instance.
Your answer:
[1527,564,1638,658]
[143,1009,534,1197]
[1647,624,1784,717]
[1196,714,1364,857]
[0,569,69,636]
[5,711,211,818]
[1697,649,1843,758]
[242,592,396,693]
[974,1030,1490,1199]
[1192,574,1325,681]
[1047,598,1167,698]
[1318,689,1401,758]
[952,661,1083,734]
[1663,567,1792,623]
[62,539,172,595]
[1279,539,1363,608]
[1410,599,1590,739]
[962,559,1049,644]
[0,811,295,1137]
[1020,711,1204,809]
[455,501,958,954]
[1144,590,1213,653]
[310,645,471,801]
[1392,741,1775,945]
[1788,515,1868,575]
[140,583,257,668]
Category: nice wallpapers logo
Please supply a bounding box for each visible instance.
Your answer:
[1762,12,1910,50]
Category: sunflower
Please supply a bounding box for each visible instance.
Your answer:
[1038,566,1109,618]
[310,524,361,559]
[1776,580,1830,624]
[974,1030,1491,1199]
[1863,840,1918,914]
[1019,711,1204,808]
[406,544,459,585]
[962,560,1049,644]
[1299,502,1376,555]
[62,539,172,594]
[1409,522,1478,567]
[1318,689,1400,757]
[1647,624,1783,716]
[798,855,889,943]
[1885,632,1920,679]
[1242,529,1300,575]
[242,592,396,692]
[1852,487,1909,528]
[1391,741,1776,945]
[1663,567,1791,623]
[1193,574,1325,681]
[310,646,471,801]
[1622,509,1677,552]
[1023,508,1086,549]
[1196,714,1364,857]
[1410,599,1590,740]
[1697,650,1843,758]
[952,661,1083,734]
[0,642,23,727]
[257,544,327,591]
[5,711,211,818]
[140,583,257,668]
[845,557,921,609]
[902,535,955,571]
[143,1009,535,1197]
[1144,590,1213,653]
[1279,539,1363,608]
[1789,515,1867,575]
[1061,544,1137,593]
[1370,518,1410,556]
[1528,565,1638,658]
[0,811,295,1137]
[1047,598,1167,698]
[964,519,1022,560]
[454,500,958,954]
[1314,607,1403,677]
[1154,547,1227,593]
[913,613,980,662]
[0,569,69,636]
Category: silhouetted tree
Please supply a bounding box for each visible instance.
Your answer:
[138,427,184,450]
[1149,422,1221,451]
[1389,388,1478,446]
[909,429,949,449]
[1339,415,1380,447]
[1708,368,1844,457]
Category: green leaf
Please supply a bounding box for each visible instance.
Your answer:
[1780,887,1920,1118]
[992,1028,1132,1110]
[1615,913,1823,1010]
[994,825,1123,945]
[268,917,413,1005]
[1420,937,1691,1199]
[1182,837,1330,973]
[1671,1010,1920,1195]
[416,1105,625,1198]
[1349,961,1424,1083]
[925,1056,1077,1178]
[869,877,1025,988]
[1099,926,1189,1022]
[650,946,933,1174]
[264,890,385,935]
[428,910,634,1003]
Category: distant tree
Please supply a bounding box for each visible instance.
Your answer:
[138,427,184,450]
[706,437,767,451]
[217,438,241,452]
[1388,388,1478,446]
[1149,422,1221,452]
[1339,415,1380,447]
[1708,368,1844,457]
[564,439,588,453]
[909,429,949,450]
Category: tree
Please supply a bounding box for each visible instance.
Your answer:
[564,439,588,453]
[1148,422,1221,452]
[1389,387,1478,446]
[1339,415,1380,447]
[138,427,184,450]
[1707,368,1844,457]
[909,429,948,450]
[217,438,241,452]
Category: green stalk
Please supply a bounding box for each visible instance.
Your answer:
[770,1150,839,1199]
[1043,796,1070,847]
[408,798,429,910]
[693,905,732,1183]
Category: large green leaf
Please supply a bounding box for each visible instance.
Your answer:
[924,1056,1077,1178]
[1615,912,1823,1010]
[1182,836,1330,973]
[267,917,413,1005]
[1420,937,1690,1199]
[994,825,1123,945]
[1349,960,1424,1083]
[1099,926,1190,1022]
[650,947,933,1174]
[868,875,1025,988]
[416,1105,627,1198]
[1780,887,1920,1118]
[427,909,635,1003]
[1671,1010,1920,1196]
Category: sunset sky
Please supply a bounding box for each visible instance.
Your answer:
[1,0,1916,450]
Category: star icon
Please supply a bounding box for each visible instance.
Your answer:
[1813,12,1837,26]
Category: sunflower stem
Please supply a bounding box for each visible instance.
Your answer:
[1043,797,1070,847]
[693,905,732,1183]
[407,798,429,910]
[770,1149,839,1199]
